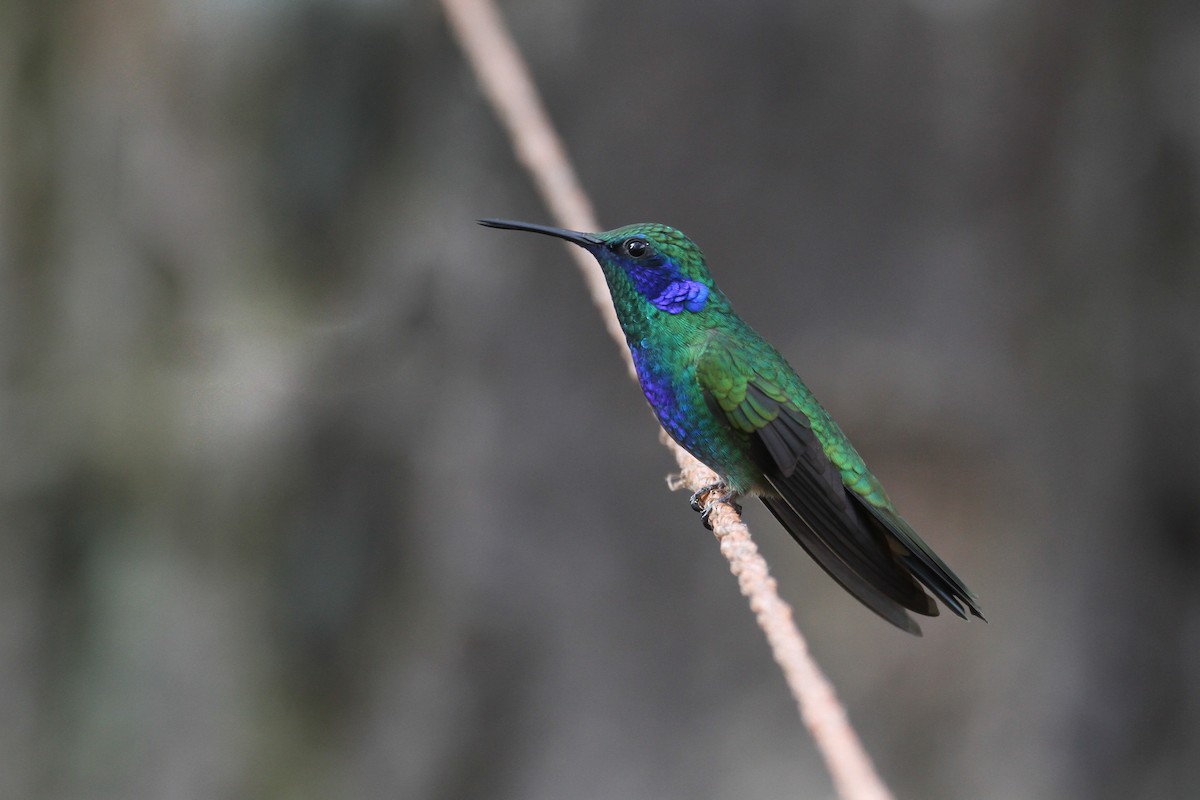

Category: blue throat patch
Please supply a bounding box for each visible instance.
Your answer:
[651,280,709,314]
[625,262,709,314]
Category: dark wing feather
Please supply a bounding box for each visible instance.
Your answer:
[857,502,985,620]
[697,342,949,632]
[760,496,923,634]
[750,391,986,628]
[756,399,939,618]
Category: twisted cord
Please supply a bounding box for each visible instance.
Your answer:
[440,2,894,797]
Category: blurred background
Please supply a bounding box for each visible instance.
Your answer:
[3,0,1199,798]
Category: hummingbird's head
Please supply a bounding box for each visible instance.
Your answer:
[478,219,715,315]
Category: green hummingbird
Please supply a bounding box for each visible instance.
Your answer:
[479,218,983,634]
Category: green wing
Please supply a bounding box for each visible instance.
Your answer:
[697,337,981,632]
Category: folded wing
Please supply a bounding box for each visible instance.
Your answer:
[697,339,981,634]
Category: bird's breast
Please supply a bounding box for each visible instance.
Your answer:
[628,344,692,445]
[628,340,760,491]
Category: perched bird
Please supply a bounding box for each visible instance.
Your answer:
[479,218,983,634]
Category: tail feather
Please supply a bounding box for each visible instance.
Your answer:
[765,470,938,617]
[858,502,985,621]
[762,464,988,634]
[760,496,924,635]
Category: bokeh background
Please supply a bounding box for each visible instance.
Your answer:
[4,0,1199,798]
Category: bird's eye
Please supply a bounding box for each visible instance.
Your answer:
[624,239,648,258]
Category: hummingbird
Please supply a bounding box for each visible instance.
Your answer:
[478,218,983,634]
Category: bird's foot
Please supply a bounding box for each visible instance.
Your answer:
[689,483,742,530]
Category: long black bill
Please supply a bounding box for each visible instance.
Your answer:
[478,218,603,249]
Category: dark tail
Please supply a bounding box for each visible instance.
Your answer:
[761,472,982,635]
[760,495,926,634]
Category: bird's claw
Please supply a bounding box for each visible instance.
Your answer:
[689,483,741,529]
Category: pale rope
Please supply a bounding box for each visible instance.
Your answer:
[440,2,895,797]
